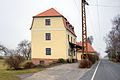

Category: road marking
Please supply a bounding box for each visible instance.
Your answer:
[91,60,101,80]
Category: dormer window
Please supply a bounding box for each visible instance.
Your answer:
[70,25,72,30]
[66,22,69,28]
[72,28,74,32]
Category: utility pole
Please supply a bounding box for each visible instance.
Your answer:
[81,0,89,59]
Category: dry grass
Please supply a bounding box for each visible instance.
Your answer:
[0,60,44,80]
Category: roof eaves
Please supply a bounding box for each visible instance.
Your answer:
[33,15,63,18]
[62,17,77,37]
[30,18,34,30]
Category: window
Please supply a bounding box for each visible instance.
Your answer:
[66,23,69,28]
[45,19,50,25]
[74,39,76,43]
[46,48,51,55]
[68,48,70,56]
[71,37,72,42]
[46,33,51,40]
[40,61,44,64]
[68,35,69,41]
[70,25,72,30]
[72,28,74,32]
[74,51,75,56]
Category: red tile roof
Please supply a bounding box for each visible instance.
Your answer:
[62,18,76,36]
[32,8,76,36]
[33,8,63,17]
[76,41,95,53]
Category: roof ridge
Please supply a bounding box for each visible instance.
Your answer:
[33,8,63,17]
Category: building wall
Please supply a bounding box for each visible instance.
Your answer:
[77,52,82,61]
[31,16,69,64]
[77,52,96,61]
[31,16,77,64]
[31,30,67,59]
[66,30,76,59]
[32,17,65,29]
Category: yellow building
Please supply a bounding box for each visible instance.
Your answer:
[30,8,81,64]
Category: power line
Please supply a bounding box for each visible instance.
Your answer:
[73,0,80,13]
[96,1,100,33]
[87,8,97,37]
[96,0,101,54]
[88,0,120,2]
[89,4,120,7]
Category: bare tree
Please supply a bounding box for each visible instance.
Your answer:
[0,44,9,56]
[87,36,94,45]
[105,15,120,60]
[17,40,31,60]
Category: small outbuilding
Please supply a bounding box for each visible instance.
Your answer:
[76,41,96,60]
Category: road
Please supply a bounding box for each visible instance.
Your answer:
[94,59,120,80]
[81,59,120,80]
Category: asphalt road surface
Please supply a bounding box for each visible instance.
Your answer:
[94,59,120,80]
[80,59,120,80]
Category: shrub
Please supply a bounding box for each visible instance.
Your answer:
[117,54,120,62]
[79,59,92,68]
[4,55,25,70]
[88,54,96,64]
[0,56,4,59]
[95,55,99,61]
[47,61,59,68]
[88,54,99,64]
[49,61,57,65]
[23,62,35,69]
[36,64,47,68]
[58,58,66,63]
[113,59,119,62]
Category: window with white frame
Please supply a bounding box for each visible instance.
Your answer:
[46,48,51,55]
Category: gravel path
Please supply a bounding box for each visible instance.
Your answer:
[23,63,88,80]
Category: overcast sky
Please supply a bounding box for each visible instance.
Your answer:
[0,0,120,57]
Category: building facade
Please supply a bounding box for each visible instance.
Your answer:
[30,8,78,64]
[76,41,96,60]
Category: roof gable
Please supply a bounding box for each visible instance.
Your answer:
[31,8,76,36]
[33,8,63,17]
[62,17,76,36]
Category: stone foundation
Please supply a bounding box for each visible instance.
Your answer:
[32,58,58,65]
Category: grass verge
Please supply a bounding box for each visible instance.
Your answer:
[0,59,44,80]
